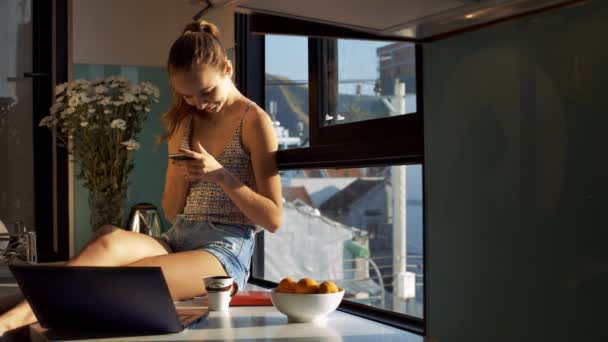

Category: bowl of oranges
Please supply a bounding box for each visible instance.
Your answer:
[270,277,344,323]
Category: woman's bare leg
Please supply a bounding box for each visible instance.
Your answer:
[0,225,172,335]
[127,250,228,300]
[67,225,171,266]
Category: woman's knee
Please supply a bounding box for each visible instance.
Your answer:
[91,226,168,262]
[93,225,124,255]
[95,225,121,237]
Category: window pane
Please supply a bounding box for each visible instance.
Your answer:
[1,0,35,231]
[323,39,417,127]
[264,35,309,149]
[257,165,424,318]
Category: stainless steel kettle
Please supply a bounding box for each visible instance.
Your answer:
[126,203,162,237]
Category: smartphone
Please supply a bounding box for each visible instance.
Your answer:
[168,153,195,161]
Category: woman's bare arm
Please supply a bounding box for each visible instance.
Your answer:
[161,119,190,223]
[217,106,283,232]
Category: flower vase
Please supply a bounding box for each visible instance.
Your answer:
[89,189,127,231]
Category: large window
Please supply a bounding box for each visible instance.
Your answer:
[237,14,424,332]
[0,0,70,261]
[260,165,424,318]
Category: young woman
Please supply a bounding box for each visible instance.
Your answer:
[0,20,282,335]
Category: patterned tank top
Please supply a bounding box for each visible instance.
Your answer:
[179,101,257,225]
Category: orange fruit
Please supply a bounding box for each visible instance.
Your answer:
[277,277,297,293]
[294,278,319,294]
[319,281,339,294]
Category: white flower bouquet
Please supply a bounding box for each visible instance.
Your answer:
[39,76,160,230]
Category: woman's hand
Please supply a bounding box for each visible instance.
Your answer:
[174,141,227,184]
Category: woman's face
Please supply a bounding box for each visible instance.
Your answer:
[170,61,232,113]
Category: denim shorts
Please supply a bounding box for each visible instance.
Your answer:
[159,217,256,291]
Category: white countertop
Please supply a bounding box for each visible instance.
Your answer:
[29,297,424,342]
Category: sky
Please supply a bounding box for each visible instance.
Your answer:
[264,35,394,94]
[264,34,418,110]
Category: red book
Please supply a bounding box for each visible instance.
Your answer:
[230,290,273,306]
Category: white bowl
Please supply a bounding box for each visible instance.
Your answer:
[270,288,345,323]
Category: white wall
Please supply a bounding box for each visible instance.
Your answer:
[424,2,607,341]
[264,203,354,283]
[73,0,235,67]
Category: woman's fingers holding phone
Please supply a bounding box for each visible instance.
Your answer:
[177,142,225,184]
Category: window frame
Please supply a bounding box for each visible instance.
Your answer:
[235,13,426,335]
[279,37,424,167]
[30,0,71,261]
[309,38,423,147]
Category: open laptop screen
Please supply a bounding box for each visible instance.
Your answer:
[9,265,200,334]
